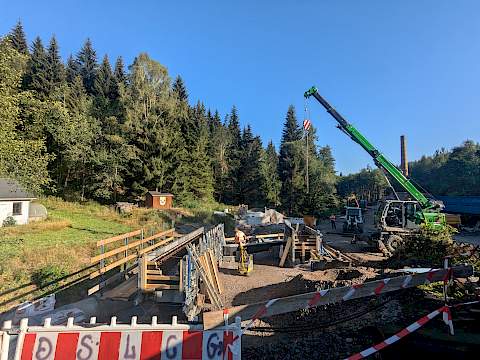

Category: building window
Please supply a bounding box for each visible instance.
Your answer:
[12,202,22,216]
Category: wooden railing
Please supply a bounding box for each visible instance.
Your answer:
[88,228,175,295]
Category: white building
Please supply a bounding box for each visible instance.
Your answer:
[0,178,36,226]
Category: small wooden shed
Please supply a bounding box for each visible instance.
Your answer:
[145,191,174,209]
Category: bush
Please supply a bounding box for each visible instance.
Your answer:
[31,265,68,289]
[402,225,456,266]
[2,216,16,227]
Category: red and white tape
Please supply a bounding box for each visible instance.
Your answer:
[345,299,480,360]
[345,306,448,360]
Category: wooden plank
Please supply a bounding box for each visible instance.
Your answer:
[146,275,180,281]
[203,265,474,329]
[139,236,175,256]
[208,250,223,294]
[91,230,175,263]
[142,228,175,243]
[199,255,215,287]
[96,229,142,247]
[279,236,293,267]
[225,233,284,241]
[146,270,162,275]
[90,253,137,279]
[144,284,179,290]
[101,275,138,300]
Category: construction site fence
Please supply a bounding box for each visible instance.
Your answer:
[0,315,241,360]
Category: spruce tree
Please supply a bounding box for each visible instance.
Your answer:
[278,105,304,214]
[261,141,281,207]
[238,125,264,206]
[66,55,79,83]
[45,36,65,97]
[224,106,242,204]
[8,21,28,54]
[94,55,114,101]
[172,75,188,102]
[114,57,126,84]
[76,38,97,95]
[23,37,48,97]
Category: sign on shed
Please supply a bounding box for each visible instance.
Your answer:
[145,192,174,209]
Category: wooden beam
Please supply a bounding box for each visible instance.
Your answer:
[146,275,180,281]
[206,250,222,294]
[139,236,175,256]
[142,228,175,243]
[203,265,474,329]
[90,253,137,279]
[279,236,293,267]
[96,229,142,247]
[144,284,179,290]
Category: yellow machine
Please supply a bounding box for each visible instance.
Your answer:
[238,243,253,275]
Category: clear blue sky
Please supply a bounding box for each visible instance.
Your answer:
[2,1,480,174]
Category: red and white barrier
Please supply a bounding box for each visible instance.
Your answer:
[345,300,480,360]
[346,306,448,360]
[1,316,241,360]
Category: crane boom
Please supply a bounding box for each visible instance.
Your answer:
[304,86,435,210]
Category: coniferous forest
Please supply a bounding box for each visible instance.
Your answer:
[0,22,338,216]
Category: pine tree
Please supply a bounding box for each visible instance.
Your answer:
[172,75,188,102]
[8,21,28,55]
[76,38,97,95]
[45,35,65,97]
[23,37,48,97]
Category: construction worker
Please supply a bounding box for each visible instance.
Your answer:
[234,228,252,275]
[234,227,247,245]
[329,214,337,229]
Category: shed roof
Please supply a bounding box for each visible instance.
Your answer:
[147,191,173,197]
[0,178,36,201]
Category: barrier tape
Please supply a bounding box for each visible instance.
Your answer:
[346,306,447,360]
[346,300,480,360]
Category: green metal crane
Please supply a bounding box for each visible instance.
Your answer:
[304,86,445,230]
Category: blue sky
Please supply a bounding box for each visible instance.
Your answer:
[2,1,480,174]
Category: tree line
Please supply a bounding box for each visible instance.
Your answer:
[409,140,480,196]
[0,21,338,216]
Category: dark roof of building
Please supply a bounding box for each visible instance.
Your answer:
[0,178,36,201]
[147,191,173,197]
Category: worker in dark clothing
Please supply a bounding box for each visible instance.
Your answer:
[329,214,336,229]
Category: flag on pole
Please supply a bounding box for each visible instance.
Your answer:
[303,119,311,131]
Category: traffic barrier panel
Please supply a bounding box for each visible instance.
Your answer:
[1,316,241,360]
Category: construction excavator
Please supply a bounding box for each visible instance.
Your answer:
[304,86,446,254]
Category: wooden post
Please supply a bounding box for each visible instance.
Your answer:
[139,255,147,291]
[179,258,184,294]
